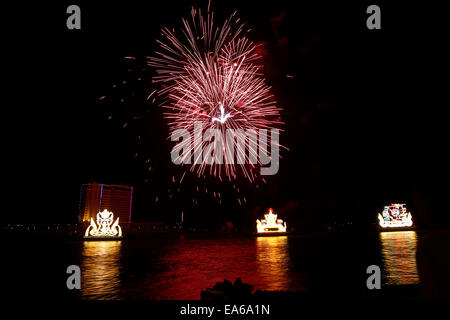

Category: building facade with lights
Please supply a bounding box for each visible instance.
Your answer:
[79,182,133,224]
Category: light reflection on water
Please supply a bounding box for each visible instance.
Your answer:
[81,241,121,299]
[128,237,299,299]
[256,236,290,291]
[77,232,420,299]
[79,236,299,299]
[379,231,419,285]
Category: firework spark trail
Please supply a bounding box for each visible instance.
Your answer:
[148,7,284,181]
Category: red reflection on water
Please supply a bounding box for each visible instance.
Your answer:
[132,237,296,299]
[142,238,259,299]
[79,237,306,300]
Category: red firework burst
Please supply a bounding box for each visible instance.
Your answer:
[148,7,283,181]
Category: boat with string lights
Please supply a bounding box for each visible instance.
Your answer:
[378,203,414,231]
[256,208,288,236]
[84,209,123,240]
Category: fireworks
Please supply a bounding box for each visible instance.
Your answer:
[148,7,283,181]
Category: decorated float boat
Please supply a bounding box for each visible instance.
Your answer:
[256,208,288,236]
[378,203,414,231]
[84,209,123,240]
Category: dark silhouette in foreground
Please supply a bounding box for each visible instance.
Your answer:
[201,278,254,301]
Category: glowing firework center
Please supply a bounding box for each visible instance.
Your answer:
[149,8,283,181]
[257,208,287,233]
[378,204,413,228]
[85,209,122,238]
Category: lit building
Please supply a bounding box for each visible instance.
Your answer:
[79,182,133,224]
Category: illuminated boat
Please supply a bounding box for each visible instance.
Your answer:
[84,209,123,240]
[256,208,287,236]
[378,203,413,230]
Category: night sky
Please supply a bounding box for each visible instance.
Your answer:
[4,1,447,229]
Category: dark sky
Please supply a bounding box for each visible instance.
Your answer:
[4,1,447,229]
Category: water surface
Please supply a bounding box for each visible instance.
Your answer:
[75,231,419,299]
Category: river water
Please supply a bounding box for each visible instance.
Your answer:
[3,230,419,300]
[76,231,419,299]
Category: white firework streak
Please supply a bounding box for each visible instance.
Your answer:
[148,7,284,181]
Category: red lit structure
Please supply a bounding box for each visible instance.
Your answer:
[79,182,133,224]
